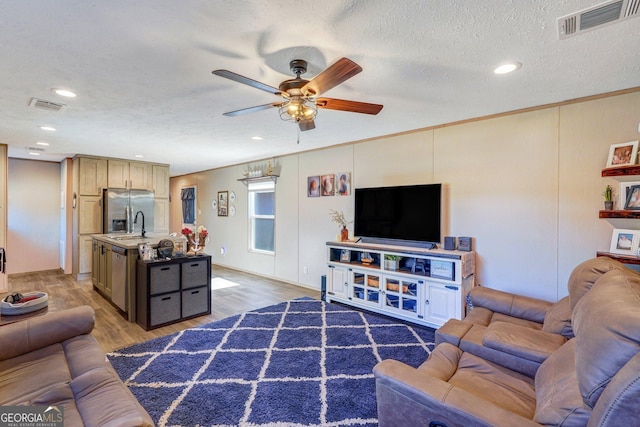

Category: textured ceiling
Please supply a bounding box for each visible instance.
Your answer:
[1,0,639,176]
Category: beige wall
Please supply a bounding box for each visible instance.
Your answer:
[8,159,61,274]
[170,90,640,301]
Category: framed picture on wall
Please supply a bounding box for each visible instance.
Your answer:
[336,172,351,196]
[217,191,228,216]
[321,174,335,196]
[624,185,640,210]
[609,228,640,255]
[307,176,320,197]
[606,141,639,168]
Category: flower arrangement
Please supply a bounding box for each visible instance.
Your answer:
[197,225,208,238]
[181,227,193,236]
[328,209,351,227]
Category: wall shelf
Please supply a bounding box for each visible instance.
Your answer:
[597,251,640,265]
[237,175,279,186]
[602,165,640,177]
[599,210,640,219]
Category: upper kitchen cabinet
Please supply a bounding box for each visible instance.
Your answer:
[108,160,152,190]
[152,165,170,199]
[78,157,107,196]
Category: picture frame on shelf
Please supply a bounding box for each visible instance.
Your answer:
[340,249,351,262]
[619,181,640,209]
[606,140,639,168]
[609,228,640,255]
[217,191,228,216]
[624,185,640,210]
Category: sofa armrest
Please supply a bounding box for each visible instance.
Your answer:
[483,322,567,363]
[373,358,540,427]
[0,306,95,361]
[469,287,552,324]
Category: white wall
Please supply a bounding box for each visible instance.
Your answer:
[170,90,640,302]
[8,159,61,274]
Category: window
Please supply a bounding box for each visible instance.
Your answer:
[248,181,275,253]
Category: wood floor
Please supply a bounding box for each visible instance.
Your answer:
[5,266,320,353]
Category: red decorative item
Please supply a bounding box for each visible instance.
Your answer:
[341,226,349,241]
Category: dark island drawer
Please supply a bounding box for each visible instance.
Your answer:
[181,260,209,289]
[150,292,180,326]
[182,286,209,318]
[149,264,180,294]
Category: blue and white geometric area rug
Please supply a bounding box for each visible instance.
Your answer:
[108,298,435,426]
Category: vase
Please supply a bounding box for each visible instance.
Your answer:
[340,226,349,241]
[604,201,614,210]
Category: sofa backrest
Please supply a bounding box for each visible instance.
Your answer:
[568,256,626,311]
[572,268,640,410]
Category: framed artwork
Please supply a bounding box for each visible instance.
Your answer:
[336,172,351,196]
[624,185,640,210]
[321,174,335,196]
[606,141,639,168]
[217,191,228,216]
[619,181,640,209]
[307,176,320,197]
[609,228,640,255]
[340,249,351,262]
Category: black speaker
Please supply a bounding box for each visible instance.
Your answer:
[458,237,472,252]
[321,275,327,301]
[444,236,456,251]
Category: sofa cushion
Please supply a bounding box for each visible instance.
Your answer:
[568,257,626,311]
[483,322,566,363]
[70,367,154,427]
[0,343,72,405]
[63,334,110,377]
[542,296,574,338]
[572,268,640,408]
[534,339,591,426]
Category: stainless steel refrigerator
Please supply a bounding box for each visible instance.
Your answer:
[103,189,155,234]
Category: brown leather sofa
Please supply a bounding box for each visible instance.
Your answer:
[0,305,153,426]
[373,261,640,427]
[435,256,626,376]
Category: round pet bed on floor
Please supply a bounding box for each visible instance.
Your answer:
[1,292,48,315]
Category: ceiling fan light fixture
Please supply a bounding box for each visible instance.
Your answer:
[279,96,317,123]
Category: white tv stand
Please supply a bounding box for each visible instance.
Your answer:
[326,241,475,329]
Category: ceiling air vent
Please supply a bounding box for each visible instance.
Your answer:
[558,0,640,39]
[29,97,66,112]
[25,146,46,152]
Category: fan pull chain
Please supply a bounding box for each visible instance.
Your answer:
[297,126,300,144]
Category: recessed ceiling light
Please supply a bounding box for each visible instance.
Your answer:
[494,62,522,74]
[36,141,49,146]
[28,152,40,156]
[39,126,56,131]
[251,136,264,140]
[134,154,144,158]
[52,88,76,98]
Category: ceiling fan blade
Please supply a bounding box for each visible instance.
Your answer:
[316,98,383,115]
[301,58,362,97]
[212,69,284,96]
[299,120,315,132]
[223,102,283,117]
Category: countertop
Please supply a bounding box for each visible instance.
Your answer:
[91,233,183,249]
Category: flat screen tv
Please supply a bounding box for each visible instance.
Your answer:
[354,184,441,247]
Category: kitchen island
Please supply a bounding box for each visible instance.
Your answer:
[91,233,186,322]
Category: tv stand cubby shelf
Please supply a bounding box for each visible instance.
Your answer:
[326,241,475,329]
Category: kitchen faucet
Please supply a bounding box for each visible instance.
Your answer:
[134,211,145,237]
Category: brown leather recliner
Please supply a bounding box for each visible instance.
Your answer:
[435,257,626,376]
[373,266,640,427]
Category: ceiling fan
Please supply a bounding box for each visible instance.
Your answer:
[212,57,383,132]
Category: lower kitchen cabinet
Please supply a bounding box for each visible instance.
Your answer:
[136,255,211,330]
